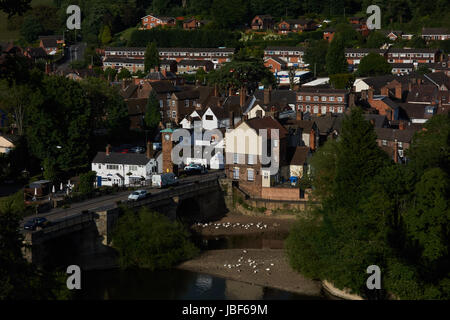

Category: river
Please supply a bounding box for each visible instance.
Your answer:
[74,268,325,300]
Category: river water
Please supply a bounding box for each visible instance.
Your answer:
[75,232,327,300]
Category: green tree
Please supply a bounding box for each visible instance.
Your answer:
[211,0,248,29]
[309,139,339,201]
[144,42,160,73]
[303,40,328,76]
[356,52,392,77]
[326,34,348,75]
[365,31,389,48]
[329,73,355,89]
[144,90,161,130]
[104,67,118,82]
[100,25,112,45]
[20,15,43,43]
[117,68,131,80]
[112,207,199,270]
[78,171,97,195]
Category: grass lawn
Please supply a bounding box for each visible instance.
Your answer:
[0,0,55,42]
[116,27,137,43]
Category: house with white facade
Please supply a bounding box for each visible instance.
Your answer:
[91,144,161,187]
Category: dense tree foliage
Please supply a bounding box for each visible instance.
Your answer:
[144,42,160,73]
[112,207,199,270]
[326,34,348,75]
[303,40,328,77]
[144,90,161,131]
[287,111,450,299]
[356,52,392,77]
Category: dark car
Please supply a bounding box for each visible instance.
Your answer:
[23,217,49,231]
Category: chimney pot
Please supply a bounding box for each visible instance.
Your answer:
[146,141,153,159]
[106,144,112,156]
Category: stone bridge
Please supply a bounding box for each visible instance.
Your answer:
[23,174,229,269]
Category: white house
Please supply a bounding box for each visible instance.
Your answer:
[91,145,161,187]
[0,135,18,154]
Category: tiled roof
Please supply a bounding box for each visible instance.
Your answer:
[254,89,297,104]
[288,146,310,165]
[92,152,152,165]
[375,127,417,143]
[244,117,288,138]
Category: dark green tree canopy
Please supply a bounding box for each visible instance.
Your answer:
[144,42,160,73]
[356,52,392,77]
[326,34,348,75]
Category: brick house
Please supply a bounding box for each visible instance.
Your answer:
[296,88,348,115]
[158,47,234,67]
[323,28,335,42]
[168,90,201,124]
[367,88,399,121]
[263,46,306,67]
[177,59,214,73]
[251,15,274,30]
[386,48,440,64]
[375,127,417,163]
[183,18,204,30]
[276,19,316,34]
[103,56,145,72]
[264,56,287,73]
[141,14,176,30]
[421,28,450,41]
[345,48,387,66]
[391,63,414,75]
[225,116,288,198]
[39,37,59,55]
[384,30,403,41]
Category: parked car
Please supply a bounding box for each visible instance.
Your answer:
[184,163,206,175]
[23,217,50,231]
[152,173,178,188]
[128,190,148,201]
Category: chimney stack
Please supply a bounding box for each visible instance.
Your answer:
[309,129,316,151]
[214,85,219,97]
[395,84,402,100]
[240,87,246,107]
[349,92,355,107]
[399,121,405,130]
[393,139,398,163]
[106,144,112,156]
[296,110,303,121]
[368,88,374,101]
[264,87,271,105]
[229,111,235,128]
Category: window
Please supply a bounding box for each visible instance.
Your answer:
[382,140,387,146]
[205,115,213,120]
[107,164,119,170]
[330,106,334,113]
[306,105,311,112]
[233,167,239,179]
[98,164,102,169]
[313,96,319,102]
[185,100,189,107]
[321,96,327,102]
[129,165,137,171]
[313,106,319,114]
[273,140,278,147]
[248,154,255,165]
[337,97,343,102]
[298,95,303,101]
[159,100,163,108]
[305,96,311,101]
[172,111,176,118]
[398,142,403,148]
[329,96,335,101]
[321,106,327,114]
[338,107,343,113]
[247,169,254,181]
[172,100,175,107]
[233,153,238,164]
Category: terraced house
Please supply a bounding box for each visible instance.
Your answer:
[296,88,348,115]
[263,47,306,68]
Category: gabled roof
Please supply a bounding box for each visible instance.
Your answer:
[375,128,417,143]
[149,80,178,94]
[363,114,388,128]
[40,38,58,48]
[288,146,310,165]
[92,152,152,165]
[253,89,297,105]
[243,116,288,139]
[173,90,200,100]
[311,114,344,135]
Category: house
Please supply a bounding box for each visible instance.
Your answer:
[177,59,214,73]
[386,48,440,64]
[367,89,399,121]
[141,14,176,30]
[384,30,403,41]
[168,90,201,124]
[38,35,64,55]
[264,56,287,73]
[323,28,335,42]
[200,105,242,130]
[375,127,417,163]
[91,144,160,187]
[126,98,147,130]
[276,19,316,34]
[401,33,414,40]
[397,103,436,124]
[160,59,178,73]
[251,15,274,30]
[421,28,450,41]
[158,47,234,67]
[263,46,306,68]
[248,88,297,114]
[391,63,414,75]
[296,87,348,115]
[353,75,396,93]
[281,146,311,180]
[225,116,288,198]
[345,48,387,66]
[103,56,145,72]
[310,113,344,144]
[183,18,204,30]
[23,47,47,62]
[0,134,18,154]
[281,111,319,150]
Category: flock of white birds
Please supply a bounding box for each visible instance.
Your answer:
[223,250,275,275]
[195,222,271,230]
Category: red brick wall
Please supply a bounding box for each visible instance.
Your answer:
[261,187,301,201]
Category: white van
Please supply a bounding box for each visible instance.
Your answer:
[152,173,178,188]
